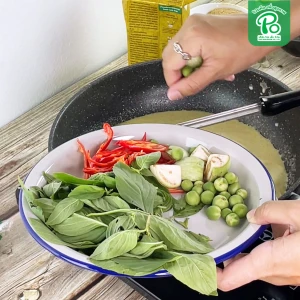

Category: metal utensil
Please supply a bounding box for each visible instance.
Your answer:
[178,89,300,128]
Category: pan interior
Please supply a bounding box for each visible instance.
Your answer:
[121,110,287,198]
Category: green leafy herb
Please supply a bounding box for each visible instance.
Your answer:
[53,172,105,186]
[164,253,217,296]
[30,186,47,198]
[174,218,189,229]
[68,185,105,200]
[173,197,186,212]
[134,213,213,254]
[106,215,136,238]
[46,198,84,226]
[136,152,161,170]
[90,251,180,276]
[93,196,130,212]
[29,218,69,246]
[173,203,205,218]
[43,182,62,198]
[158,190,174,212]
[90,230,139,260]
[33,198,57,219]
[125,235,167,259]
[113,162,156,214]
[51,213,107,236]
[56,227,107,244]
[42,172,56,184]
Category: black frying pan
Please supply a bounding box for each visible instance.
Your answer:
[49,59,300,198]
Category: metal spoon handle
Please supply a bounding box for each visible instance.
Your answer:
[178,90,300,129]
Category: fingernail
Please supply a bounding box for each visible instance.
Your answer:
[247,209,256,222]
[167,90,183,101]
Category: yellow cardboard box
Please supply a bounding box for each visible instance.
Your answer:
[122,0,195,65]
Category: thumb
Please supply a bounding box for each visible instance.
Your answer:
[167,65,218,100]
[247,200,300,230]
[217,240,276,291]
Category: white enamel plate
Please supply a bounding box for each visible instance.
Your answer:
[19,124,275,278]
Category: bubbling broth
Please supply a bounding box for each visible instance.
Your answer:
[120,110,287,198]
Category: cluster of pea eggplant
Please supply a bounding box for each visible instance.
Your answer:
[181,172,249,227]
[181,56,203,77]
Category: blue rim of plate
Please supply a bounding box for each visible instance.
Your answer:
[19,131,275,279]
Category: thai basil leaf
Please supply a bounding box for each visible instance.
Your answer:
[43,182,62,198]
[56,227,107,244]
[173,197,186,212]
[106,215,136,238]
[33,198,57,219]
[68,185,105,200]
[90,230,139,260]
[51,213,107,236]
[103,176,116,189]
[89,251,180,276]
[78,206,114,225]
[79,199,102,211]
[113,162,156,214]
[56,185,72,200]
[68,241,98,249]
[18,178,45,222]
[184,231,212,243]
[174,218,189,229]
[30,206,46,222]
[46,197,84,226]
[135,152,161,170]
[140,168,154,177]
[89,172,115,180]
[142,173,169,193]
[158,190,174,212]
[173,203,205,218]
[42,172,56,184]
[30,186,47,198]
[29,218,69,246]
[153,195,164,208]
[134,213,213,254]
[53,172,106,186]
[29,219,100,249]
[93,196,130,212]
[164,253,217,296]
[125,235,167,258]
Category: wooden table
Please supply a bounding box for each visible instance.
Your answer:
[1,2,300,299]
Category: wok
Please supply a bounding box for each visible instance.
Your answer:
[49,59,300,198]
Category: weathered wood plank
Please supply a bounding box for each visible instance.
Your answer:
[0,54,128,219]
[76,276,146,300]
[0,214,104,300]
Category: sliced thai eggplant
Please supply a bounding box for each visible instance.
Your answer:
[190,144,211,162]
[150,164,181,188]
[204,154,231,182]
[175,156,205,181]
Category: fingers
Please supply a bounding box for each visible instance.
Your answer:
[217,242,274,291]
[166,65,218,100]
[162,39,203,88]
[247,200,300,231]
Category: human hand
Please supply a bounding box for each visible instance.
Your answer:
[161,14,277,100]
[217,200,300,291]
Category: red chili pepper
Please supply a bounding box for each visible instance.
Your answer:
[77,139,90,179]
[141,132,147,141]
[117,140,168,153]
[96,123,114,154]
[168,188,185,194]
[157,151,176,165]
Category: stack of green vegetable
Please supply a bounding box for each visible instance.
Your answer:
[19,160,218,296]
[159,143,249,227]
